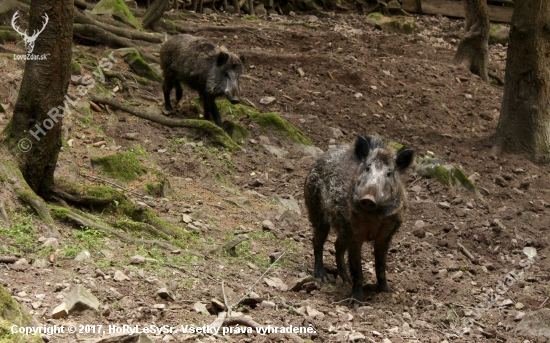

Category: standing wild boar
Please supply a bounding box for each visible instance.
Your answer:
[304,135,414,303]
[160,34,245,127]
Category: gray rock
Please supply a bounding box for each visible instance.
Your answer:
[275,194,301,215]
[130,255,146,264]
[32,259,49,268]
[516,309,550,338]
[114,270,130,282]
[65,285,100,312]
[262,220,276,232]
[194,302,209,314]
[288,275,315,291]
[157,288,174,301]
[260,300,276,309]
[262,144,288,158]
[40,238,59,249]
[349,331,366,341]
[329,127,344,138]
[293,145,324,159]
[51,303,69,319]
[74,250,92,262]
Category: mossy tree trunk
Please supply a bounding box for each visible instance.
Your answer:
[142,0,170,29]
[453,0,489,81]
[496,0,550,162]
[1,0,73,197]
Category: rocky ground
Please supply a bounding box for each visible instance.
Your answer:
[1,7,549,343]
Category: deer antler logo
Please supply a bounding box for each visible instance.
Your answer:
[11,11,49,55]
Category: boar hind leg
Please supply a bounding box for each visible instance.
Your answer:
[334,233,350,283]
[312,222,329,283]
[163,76,176,111]
[175,81,183,104]
[374,227,398,293]
[348,240,365,303]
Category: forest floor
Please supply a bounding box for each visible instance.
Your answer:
[0,8,549,343]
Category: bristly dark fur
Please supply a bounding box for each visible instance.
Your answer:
[160,34,245,127]
[304,134,414,304]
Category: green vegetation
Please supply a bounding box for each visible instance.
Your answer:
[118,48,162,82]
[91,0,143,30]
[91,152,148,183]
[249,112,313,145]
[73,227,108,253]
[0,285,41,343]
[0,211,36,254]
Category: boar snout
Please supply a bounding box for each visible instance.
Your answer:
[360,195,377,211]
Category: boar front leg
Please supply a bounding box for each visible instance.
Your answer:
[374,222,399,293]
[348,239,365,303]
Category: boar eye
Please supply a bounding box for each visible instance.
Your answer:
[365,165,370,172]
[387,170,392,177]
[224,71,229,77]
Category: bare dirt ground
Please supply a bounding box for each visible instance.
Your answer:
[1,9,549,343]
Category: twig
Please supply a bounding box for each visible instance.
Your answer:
[540,297,549,308]
[222,280,231,316]
[330,298,372,306]
[457,242,477,263]
[244,29,285,46]
[328,71,334,80]
[230,251,286,310]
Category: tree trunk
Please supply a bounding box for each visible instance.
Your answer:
[453,0,489,81]
[2,0,73,197]
[142,0,170,29]
[496,0,550,162]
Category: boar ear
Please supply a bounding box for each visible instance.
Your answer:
[354,135,371,161]
[217,52,229,66]
[395,149,414,171]
[239,55,246,64]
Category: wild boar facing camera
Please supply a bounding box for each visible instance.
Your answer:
[304,135,414,303]
[160,34,245,127]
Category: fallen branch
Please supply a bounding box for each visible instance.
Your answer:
[74,0,87,10]
[81,173,146,199]
[89,95,241,151]
[0,256,18,264]
[143,0,170,29]
[73,24,159,64]
[229,251,285,311]
[210,234,249,255]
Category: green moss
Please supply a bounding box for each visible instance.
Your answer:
[0,285,41,343]
[130,144,148,157]
[453,167,484,201]
[48,205,71,219]
[114,217,172,240]
[143,182,162,197]
[92,0,143,30]
[117,200,185,238]
[91,152,148,183]
[300,22,312,29]
[388,141,404,151]
[243,15,261,20]
[212,172,236,191]
[249,112,313,145]
[0,31,18,44]
[118,48,162,82]
[215,99,257,120]
[93,82,112,98]
[366,13,416,34]
[186,119,241,151]
[222,121,250,143]
[71,60,81,75]
[433,164,452,188]
[55,178,122,201]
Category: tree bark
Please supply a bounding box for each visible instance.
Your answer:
[496,0,550,162]
[453,0,489,81]
[142,0,170,29]
[2,0,73,197]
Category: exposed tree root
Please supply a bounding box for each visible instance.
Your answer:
[0,160,59,236]
[155,19,259,34]
[74,10,163,44]
[143,0,170,29]
[89,95,241,151]
[0,256,18,264]
[489,72,504,85]
[52,186,114,207]
[73,24,160,64]
[53,206,179,251]
[111,219,173,241]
